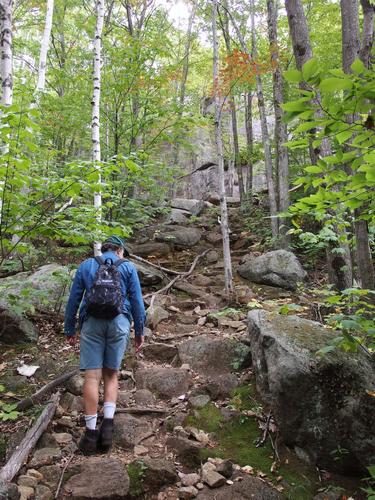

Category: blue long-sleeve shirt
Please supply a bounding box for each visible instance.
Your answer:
[64,252,146,337]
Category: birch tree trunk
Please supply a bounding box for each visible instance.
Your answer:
[212,0,233,294]
[359,0,375,67]
[0,0,13,106]
[244,92,253,199]
[267,0,289,248]
[36,0,54,93]
[340,0,375,289]
[92,0,104,256]
[249,0,278,239]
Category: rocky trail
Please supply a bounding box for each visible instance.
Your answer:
[0,199,372,500]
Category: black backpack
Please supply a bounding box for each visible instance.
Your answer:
[86,256,126,319]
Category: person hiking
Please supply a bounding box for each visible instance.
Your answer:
[64,235,146,454]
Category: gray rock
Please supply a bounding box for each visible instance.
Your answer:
[204,374,238,400]
[117,390,133,407]
[135,365,190,398]
[34,485,52,500]
[133,261,164,286]
[133,458,177,493]
[146,305,169,329]
[171,198,205,216]
[38,465,61,490]
[0,307,39,344]
[63,457,130,499]
[201,463,225,488]
[134,389,156,406]
[206,250,219,264]
[189,395,210,409]
[17,476,38,489]
[215,460,233,479]
[166,208,190,225]
[0,482,20,500]
[179,486,199,499]
[196,475,282,499]
[16,486,33,500]
[248,309,375,474]
[114,413,152,448]
[29,448,61,468]
[238,250,307,290]
[156,226,202,248]
[52,433,72,446]
[131,242,171,258]
[180,473,201,487]
[65,373,84,396]
[142,342,178,363]
[178,336,251,376]
[166,436,204,467]
[60,392,83,413]
[205,232,222,245]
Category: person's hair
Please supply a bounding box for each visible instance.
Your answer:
[101,243,122,253]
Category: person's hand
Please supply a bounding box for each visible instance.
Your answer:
[66,335,77,346]
[135,336,144,353]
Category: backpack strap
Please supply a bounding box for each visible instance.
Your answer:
[114,258,127,268]
[94,256,104,266]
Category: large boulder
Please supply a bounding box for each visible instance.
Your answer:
[114,414,152,448]
[196,475,282,499]
[132,261,164,286]
[0,306,39,344]
[165,208,190,225]
[155,226,202,248]
[178,335,251,376]
[63,457,130,499]
[171,198,205,216]
[238,250,307,290]
[130,242,171,258]
[135,365,191,398]
[248,309,375,474]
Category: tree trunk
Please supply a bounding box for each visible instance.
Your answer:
[36,0,54,93]
[244,92,253,199]
[340,0,375,289]
[0,0,12,106]
[359,0,375,67]
[92,0,104,256]
[212,0,233,294]
[284,0,312,67]
[250,1,278,239]
[220,1,245,202]
[267,0,290,248]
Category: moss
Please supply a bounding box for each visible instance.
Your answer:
[231,384,260,412]
[186,403,222,433]
[127,461,147,498]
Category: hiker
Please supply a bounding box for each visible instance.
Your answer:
[64,235,146,454]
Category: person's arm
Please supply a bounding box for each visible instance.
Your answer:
[64,265,85,340]
[127,264,146,348]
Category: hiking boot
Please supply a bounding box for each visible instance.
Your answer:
[99,418,114,452]
[78,428,99,455]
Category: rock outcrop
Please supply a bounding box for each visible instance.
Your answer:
[238,250,307,290]
[247,309,375,473]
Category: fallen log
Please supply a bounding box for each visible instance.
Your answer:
[129,254,182,276]
[0,392,60,484]
[116,407,166,415]
[16,368,79,411]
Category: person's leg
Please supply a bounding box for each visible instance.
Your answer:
[99,314,130,451]
[83,368,102,424]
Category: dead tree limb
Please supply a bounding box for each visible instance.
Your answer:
[16,368,79,411]
[116,407,166,415]
[144,249,209,301]
[0,392,60,484]
[130,254,182,276]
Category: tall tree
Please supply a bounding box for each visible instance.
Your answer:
[92,0,105,256]
[212,0,233,294]
[244,92,253,198]
[36,0,54,93]
[266,0,289,247]
[359,0,374,67]
[0,0,13,106]
[340,0,375,289]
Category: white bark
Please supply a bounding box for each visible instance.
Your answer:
[36,0,54,93]
[0,0,13,106]
[212,0,233,294]
[92,0,104,256]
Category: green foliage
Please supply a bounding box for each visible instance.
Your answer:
[278,303,305,315]
[316,287,375,355]
[362,465,375,499]
[0,402,20,422]
[127,461,148,498]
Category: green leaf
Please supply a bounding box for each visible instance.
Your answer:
[336,130,353,145]
[350,58,366,75]
[284,69,302,83]
[305,165,324,174]
[281,99,310,112]
[302,59,319,81]
[294,122,319,133]
[319,78,353,93]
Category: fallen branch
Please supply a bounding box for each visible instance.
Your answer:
[129,254,182,276]
[116,407,166,415]
[0,392,60,483]
[16,368,79,411]
[144,249,209,300]
[54,451,74,499]
[256,410,272,448]
[157,332,197,342]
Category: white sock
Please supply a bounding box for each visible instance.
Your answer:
[85,414,97,430]
[103,402,116,419]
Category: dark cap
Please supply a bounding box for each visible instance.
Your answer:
[103,236,130,256]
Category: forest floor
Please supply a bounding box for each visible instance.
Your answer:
[0,204,367,499]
